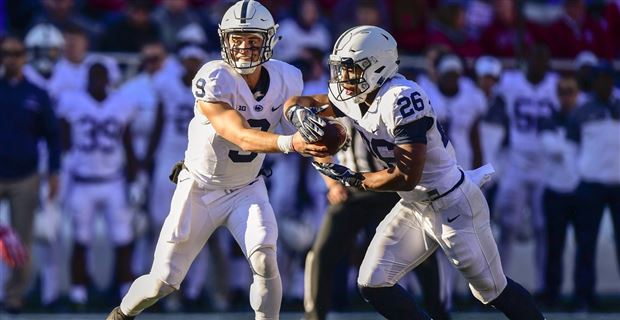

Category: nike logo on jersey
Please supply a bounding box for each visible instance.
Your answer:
[447,215,460,223]
[271,104,282,112]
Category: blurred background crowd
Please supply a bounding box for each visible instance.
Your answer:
[0,0,619,316]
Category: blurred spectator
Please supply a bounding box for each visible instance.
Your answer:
[389,0,429,53]
[57,62,137,308]
[23,23,65,88]
[568,62,620,312]
[546,0,613,59]
[99,0,160,52]
[48,24,121,100]
[275,0,330,62]
[0,36,60,313]
[152,0,203,51]
[479,0,544,58]
[329,0,389,37]
[574,50,598,103]
[427,1,482,58]
[464,0,494,39]
[176,22,208,51]
[32,0,100,40]
[604,0,620,58]
[538,75,580,308]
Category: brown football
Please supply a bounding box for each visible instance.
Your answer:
[314,119,348,155]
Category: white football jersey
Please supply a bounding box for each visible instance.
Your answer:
[330,74,462,203]
[425,80,487,169]
[118,72,161,160]
[57,90,135,178]
[185,59,302,189]
[155,74,194,164]
[494,70,559,171]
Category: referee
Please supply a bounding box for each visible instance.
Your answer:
[304,119,450,320]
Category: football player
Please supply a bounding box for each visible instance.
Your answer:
[284,26,545,319]
[424,53,486,170]
[486,43,559,292]
[106,1,329,319]
[58,62,137,307]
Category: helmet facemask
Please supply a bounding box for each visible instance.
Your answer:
[218,26,278,74]
[328,56,373,103]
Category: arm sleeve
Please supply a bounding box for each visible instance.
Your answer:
[393,117,434,145]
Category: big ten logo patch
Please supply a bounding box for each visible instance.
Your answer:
[238,105,247,111]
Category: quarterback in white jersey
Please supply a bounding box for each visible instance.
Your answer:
[58,63,137,306]
[285,26,545,320]
[486,44,559,291]
[108,1,329,320]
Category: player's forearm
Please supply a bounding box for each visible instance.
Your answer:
[236,129,283,153]
[361,167,421,191]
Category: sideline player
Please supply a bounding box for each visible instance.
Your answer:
[284,25,545,320]
[106,1,329,319]
[58,62,137,307]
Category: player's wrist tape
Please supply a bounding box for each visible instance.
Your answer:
[277,135,294,154]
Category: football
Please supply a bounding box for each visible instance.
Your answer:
[314,119,348,155]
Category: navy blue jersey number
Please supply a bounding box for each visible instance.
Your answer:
[398,91,425,118]
[228,118,271,163]
[75,116,123,153]
[358,130,395,167]
[513,97,555,132]
[194,78,206,98]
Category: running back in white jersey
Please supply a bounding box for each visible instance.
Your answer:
[57,90,135,178]
[186,59,302,189]
[425,79,487,169]
[330,74,462,203]
[492,70,559,170]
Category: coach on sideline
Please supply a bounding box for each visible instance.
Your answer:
[0,36,60,314]
[567,61,620,312]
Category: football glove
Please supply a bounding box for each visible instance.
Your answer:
[285,104,326,143]
[311,161,365,189]
[0,226,28,268]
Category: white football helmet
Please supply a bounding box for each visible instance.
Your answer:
[329,25,399,103]
[218,0,279,74]
[24,24,65,76]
